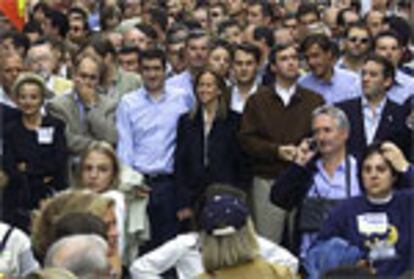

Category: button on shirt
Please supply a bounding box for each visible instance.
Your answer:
[116,86,192,174]
[301,156,361,258]
[362,96,387,145]
[298,68,360,104]
[230,83,258,113]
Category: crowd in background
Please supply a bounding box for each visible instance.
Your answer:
[0,0,413,278]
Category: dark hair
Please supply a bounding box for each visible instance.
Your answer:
[296,3,320,22]
[386,15,411,47]
[217,19,240,36]
[209,39,233,61]
[374,30,403,49]
[139,47,167,69]
[269,43,297,64]
[23,20,43,35]
[0,30,30,55]
[99,5,121,31]
[300,33,333,53]
[135,23,158,41]
[68,7,90,35]
[149,7,169,33]
[253,26,274,48]
[186,28,208,46]
[364,54,395,86]
[246,0,272,18]
[44,9,69,38]
[234,43,261,63]
[359,141,400,182]
[118,45,140,56]
[337,8,357,27]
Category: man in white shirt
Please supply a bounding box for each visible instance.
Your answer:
[230,43,261,113]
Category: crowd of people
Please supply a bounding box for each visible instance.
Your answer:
[0,0,413,278]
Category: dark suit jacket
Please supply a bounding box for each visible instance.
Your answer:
[336,97,410,161]
[174,109,251,209]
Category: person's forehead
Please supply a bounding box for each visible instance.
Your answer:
[377,36,399,47]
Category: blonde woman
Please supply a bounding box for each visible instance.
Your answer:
[199,193,294,279]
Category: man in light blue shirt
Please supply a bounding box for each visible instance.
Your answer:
[373,31,414,105]
[116,48,192,253]
[298,33,360,104]
[271,105,361,257]
[166,29,210,108]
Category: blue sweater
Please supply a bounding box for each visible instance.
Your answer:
[318,190,414,277]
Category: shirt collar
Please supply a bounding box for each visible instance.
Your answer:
[361,95,387,112]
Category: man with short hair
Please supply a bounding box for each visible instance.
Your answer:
[167,29,210,107]
[116,48,192,253]
[364,10,385,38]
[373,31,414,104]
[26,39,74,97]
[230,43,261,113]
[239,44,324,243]
[271,105,361,256]
[47,54,117,157]
[337,23,372,73]
[0,53,23,109]
[299,33,360,104]
[45,234,109,278]
[337,54,410,161]
[246,0,272,27]
[117,46,140,74]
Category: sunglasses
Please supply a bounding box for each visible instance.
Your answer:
[348,37,370,44]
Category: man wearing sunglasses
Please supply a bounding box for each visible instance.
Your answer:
[337,23,371,74]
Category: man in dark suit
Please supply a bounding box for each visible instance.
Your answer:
[336,54,410,162]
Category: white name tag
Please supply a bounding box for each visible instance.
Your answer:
[357,213,388,235]
[37,127,54,144]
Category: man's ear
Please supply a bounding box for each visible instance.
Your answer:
[384,76,393,90]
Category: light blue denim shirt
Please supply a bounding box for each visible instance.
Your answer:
[116,85,192,174]
[301,155,361,258]
[298,68,360,104]
[166,70,197,108]
[387,70,414,105]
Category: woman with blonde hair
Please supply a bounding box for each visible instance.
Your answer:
[198,193,294,279]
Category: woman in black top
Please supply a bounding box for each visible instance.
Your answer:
[3,73,68,230]
[175,68,251,223]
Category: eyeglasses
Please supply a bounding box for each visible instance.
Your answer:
[348,36,370,44]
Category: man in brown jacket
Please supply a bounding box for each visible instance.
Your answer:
[239,44,324,244]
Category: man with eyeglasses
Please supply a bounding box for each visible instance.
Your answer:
[26,38,73,97]
[336,23,371,73]
[47,54,117,157]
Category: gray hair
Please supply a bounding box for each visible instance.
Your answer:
[45,234,109,278]
[312,105,350,131]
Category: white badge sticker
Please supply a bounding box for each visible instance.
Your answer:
[37,127,54,144]
[357,213,388,235]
